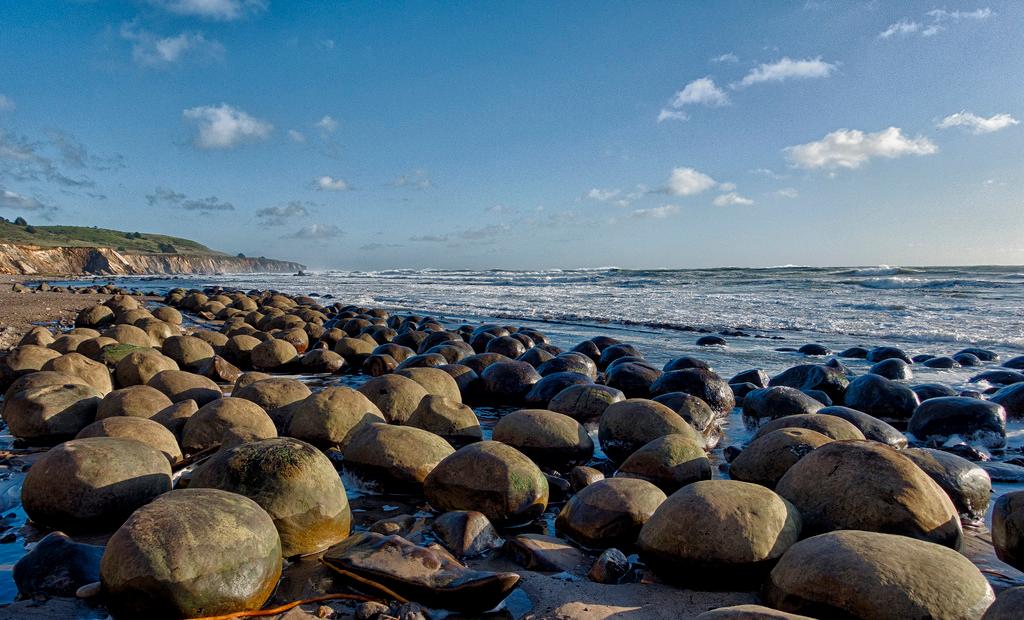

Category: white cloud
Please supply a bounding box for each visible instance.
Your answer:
[0,95,14,112]
[657,109,689,123]
[316,115,339,134]
[586,188,621,202]
[922,24,945,36]
[713,192,754,206]
[718,182,737,192]
[120,23,224,66]
[734,57,837,88]
[287,129,306,143]
[0,187,52,212]
[283,223,343,240]
[750,167,788,180]
[145,186,234,211]
[926,8,993,21]
[711,52,739,63]
[878,19,921,38]
[667,167,717,196]
[937,110,1019,134]
[774,188,799,198]
[631,204,680,219]
[315,175,349,191]
[149,0,267,21]
[257,201,311,225]
[182,104,272,149]
[784,126,938,170]
[671,77,730,107]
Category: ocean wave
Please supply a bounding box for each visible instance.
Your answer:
[855,277,1006,290]
[841,265,922,276]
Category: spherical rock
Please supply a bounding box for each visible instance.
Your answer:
[41,353,113,395]
[100,488,282,619]
[424,441,548,526]
[76,305,114,328]
[556,478,666,549]
[769,364,848,404]
[599,399,702,463]
[251,338,298,370]
[742,387,823,422]
[151,399,198,441]
[651,392,718,436]
[984,586,1024,620]
[22,437,171,532]
[650,368,735,416]
[77,417,183,464]
[148,370,222,406]
[765,530,994,619]
[993,490,1024,570]
[480,361,541,403]
[909,396,1006,448]
[817,405,907,448]
[904,447,991,522]
[233,377,312,431]
[115,349,178,387]
[190,437,351,557]
[96,385,174,420]
[775,440,962,548]
[356,375,429,424]
[3,380,102,444]
[843,374,920,424]
[730,428,832,489]
[395,367,463,403]
[525,371,594,405]
[343,423,454,491]
[152,306,182,325]
[991,382,1024,419]
[923,356,960,369]
[604,362,661,399]
[751,413,865,441]
[867,346,912,363]
[638,480,801,587]
[492,409,594,468]
[548,384,625,422]
[102,324,155,348]
[286,387,385,450]
[4,345,61,376]
[406,395,482,448]
[870,358,913,381]
[181,397,277,453]
[615,433,712,493]
[12,531,103,598]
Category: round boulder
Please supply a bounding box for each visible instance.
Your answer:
[356,374,429,424]
[96,385,173,420]
[148,370,221,406]
[3,380,102,444]
[993,490,1024,570]
[41,352,113,395]
[343,423,454,491]
[843,374,920,424]
[729,428,832,489]
[599,399,702,463]
[492,409,594,469]
[556,478,667,548]
[405,395,482,448]
[286,387,386,450]
[480,361,541,403]
[742,387,823,422]
[76,417,182,464]
[649,368,735,416]
[181,397,277,453]
[908,396,1006,448]
[114,349,178,387]
[751,413,865,442]
[904,447,991,522]
[548,384,625,422]
[615,433,712,494]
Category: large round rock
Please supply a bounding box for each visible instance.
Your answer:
[480,360,541,403]
[908,396,1006,449]
[729,428,832,489]
[286,387,385,450]
[343,423,454,491]
[148,370,221,406]
[356,375,429,424]
[181,397,277,453]
[2,379,102,444]
[843,374,919,424]
[96,385,174,420]
[492,409,593,468]
[556,477,666,549]
[76,417,183,464]
[775,441,962,548]
[190,437,351,557]
[649,368,735,416]
[766,530,995,619]
[22,437,172,532]
[904,447,991,522]
[993,490,1024,570]
[100,488,282,619]
[742,387,822,421]
[424,441,548,526]
[599,399,702,463]
[115,349,178,387]
[615,433,711,494]
[405,395,482,448]
[637,480,801,587]
[548,384,625,422]
[769,364,849,404]
[751,413,865,441]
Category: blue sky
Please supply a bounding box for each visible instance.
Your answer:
[0,1,1021,270]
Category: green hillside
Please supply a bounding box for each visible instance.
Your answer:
[0,219,226,256]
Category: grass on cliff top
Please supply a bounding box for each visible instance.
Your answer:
[0,220,227,256]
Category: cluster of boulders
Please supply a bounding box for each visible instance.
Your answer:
[0,287,1021,619]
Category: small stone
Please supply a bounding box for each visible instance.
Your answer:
[587,548,630,584]
[355,601,390,620]
[316,604,334,618]
[504,534,583,572]
[76,581,101,599]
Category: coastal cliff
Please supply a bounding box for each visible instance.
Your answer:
[0,243,305,275]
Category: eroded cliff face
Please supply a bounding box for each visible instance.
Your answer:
[0,244,305,275]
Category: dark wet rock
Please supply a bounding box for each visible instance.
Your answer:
[548,383,624,422]
[765,530,994,620]
[730,369,769,388]
[356,375,429,424]
[652,391,717,435]
[431,511,503,558]
[599,398,702,463]
[460,352,510,375]
[604,362,661,399]
[480,360,541,403]
[182,396,277,453]
[615,433,711,494]
[485,335,526,358]
[587,548,630,585]
[913,354,935,363]
[954,352,982,367]
[77,416,182,464]
[649,368,735,416]
[300,349,346,374]
[984,586,1024,620]
[101,488,282,619]
[957,347,999,362]
[972,369,1024,386]
[817,406,907,448]
[1003,355,1024,370]
[908,396,1006,448]
[869,358,913,381]
[923,356,960,369]
[843,374,920,424]
[769,364,849,404]
[537,354,598,380]
[775,441,961,548]
[190,437,351,558]
[569,465,605,492]
[406,395,482,448]
[742,386,823,422]
[424,441,548,526]
[323,532,519,613]
[492,409,593,469]
[981,461,1024,483]
[664,356,713,372]
[912,382,958,401]
[517,347,554,368]
[343,423,454,491]
[751,413,865,442]
[525,371,593,404]
[730,428,832,489]
[288,387,386,450]
[800,389,832,406]
[436,364,481,402]
[23,437,172,532]
[903,448,991,522]
[866,346,912,364]
[13,532,103,597]
[991,382,1024,419]
[638,480,801,587]
[696,336,726,347]
[598,343,642,369]
[395,353,447,371]
[504,533,584,572]
[797,344,830,356]
[556,477,666,548]
[729,382,758,407]
[838,346,868,359]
